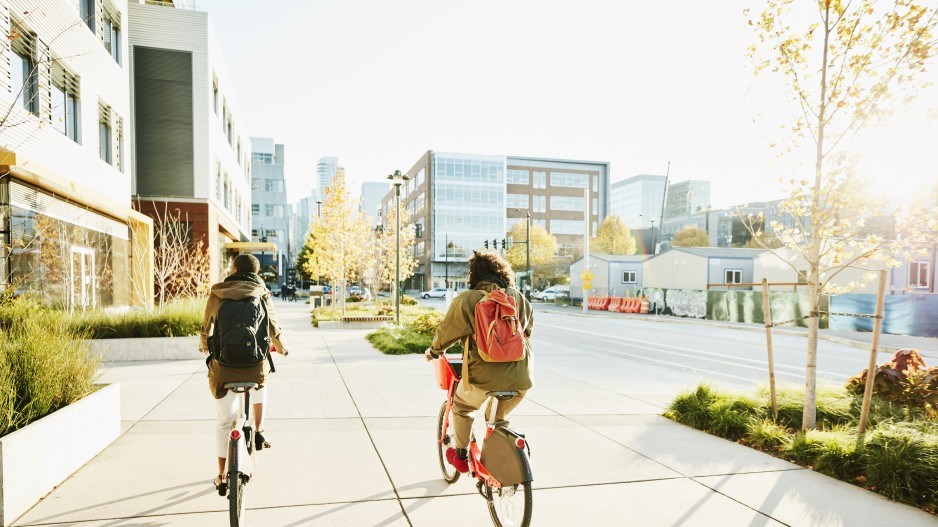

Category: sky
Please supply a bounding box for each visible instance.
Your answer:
[199,0,938,210]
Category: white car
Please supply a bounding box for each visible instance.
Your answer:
[535,285,569,301]
[421,287,448,299]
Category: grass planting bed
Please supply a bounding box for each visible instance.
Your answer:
[66,298,205,339]
[665,384,938,513]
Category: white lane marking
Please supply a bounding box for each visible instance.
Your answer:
[537,322,844,379]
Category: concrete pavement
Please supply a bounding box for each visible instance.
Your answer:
[13,301,937,526]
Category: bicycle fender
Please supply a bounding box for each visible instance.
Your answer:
[480,427,533,486]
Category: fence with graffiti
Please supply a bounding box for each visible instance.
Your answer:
[639,288,829,329]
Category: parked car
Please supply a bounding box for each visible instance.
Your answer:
[348,286,372,300]
[534,285,569,301]
[420,287,448,299]
[309,285,333,295]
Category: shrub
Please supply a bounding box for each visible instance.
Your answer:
[746,419,792,451]
[664,385,717,430]
[0,297,99,436]
[66,297,205,339]
[400,294,419,306]
[846,349,938,413]
[709,396,763,441]
[366,326,432,355]
[773,386,853,430]
[808,430,863,481]
[863,427,938,507]
[411,311,444,335]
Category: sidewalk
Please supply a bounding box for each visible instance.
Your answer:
[533,302,938,358]
[13,301,937,526]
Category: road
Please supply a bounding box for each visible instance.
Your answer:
[418,297,884,396]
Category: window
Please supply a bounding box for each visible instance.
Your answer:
[221,101,227,133]
[551,219,585,234]
[533,171,547,189]
[251,178,260,191]
[80,0,95,32]
[506,194,529,209]
[264,179,283,192]
[266,230,278,239]
[251,204,259,214]
[102,6,121,64]
[532,195,546,213]
[910,261,930,288]
[549,196,585,211]
[622,271,637,284]
[725,269,743,284]
[212,76,219,115]
[507,169,529,185]
[264,204,284,217]
[51,63,80,142]
[114,116,124,171]
[10,24,38,115]
[251,229,258,238]
[223,174,231,210]
[592,175,598,192]
[98,102,112,164]
[549,172,589,188]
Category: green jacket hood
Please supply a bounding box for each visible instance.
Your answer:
[210,279,267,301]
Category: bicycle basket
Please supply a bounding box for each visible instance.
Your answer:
[433,357,461,390]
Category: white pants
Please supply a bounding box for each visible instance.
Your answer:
[214,386,268,458]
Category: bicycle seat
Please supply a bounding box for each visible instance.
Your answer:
[223,381,259,391]
[487,390,519,401]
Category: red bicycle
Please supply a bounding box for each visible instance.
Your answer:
[433,354,533,527]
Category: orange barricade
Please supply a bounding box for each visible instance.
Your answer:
[600,297,611,310]
[608,297,622,312]
[623,298,636,313]
[640,297,649,314]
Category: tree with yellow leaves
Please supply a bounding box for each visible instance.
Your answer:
[591,214,637,255]
[747,0,938,430]
[506,222,558,288]
[372,205,418,300]
[672,227,711,248]
[302,170,374,310]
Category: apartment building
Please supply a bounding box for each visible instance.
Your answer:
[0,0,153,309]
[250,137,289,287]
[128,0,252,282]
[380,150,609,291]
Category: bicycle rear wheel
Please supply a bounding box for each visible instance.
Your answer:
[437,400,460,483]
[486,481,532,527]
[227,471,245,526]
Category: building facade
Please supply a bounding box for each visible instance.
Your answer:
[128,0,252,282]
[360,181,389,227]
[380,150,610,291]
[1,0,153,310]
[610,174,666,230]
[661,180,711,239]
[250,138,289,287]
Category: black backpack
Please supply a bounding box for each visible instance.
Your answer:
[210,296,271,368]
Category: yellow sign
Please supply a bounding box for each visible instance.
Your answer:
[582,281,592,290]
[580,270,594,282]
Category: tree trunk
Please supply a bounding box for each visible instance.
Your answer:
[803,273,820,431]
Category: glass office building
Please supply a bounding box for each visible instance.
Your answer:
[430,153,505,287]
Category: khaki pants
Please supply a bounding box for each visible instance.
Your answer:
[452,379,527,449]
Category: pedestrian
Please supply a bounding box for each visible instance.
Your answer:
[199,254,289,493]
[425,250,533,473]
[289,284,298,302]
[280,283,288,301]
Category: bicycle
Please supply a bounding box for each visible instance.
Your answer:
[218,381,262,527]
[433,354,534,527]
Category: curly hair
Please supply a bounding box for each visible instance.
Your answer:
[468,250,516,289]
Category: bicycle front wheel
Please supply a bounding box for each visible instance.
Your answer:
[437,400,460,483]
[486,481,532,527]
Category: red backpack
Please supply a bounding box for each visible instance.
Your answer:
[474,288,526,362]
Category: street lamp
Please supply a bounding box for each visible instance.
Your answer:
[640,214,656,255]
[316,199,322,220]
[387,169,410,325]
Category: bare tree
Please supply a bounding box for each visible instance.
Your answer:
[148,201,210,311]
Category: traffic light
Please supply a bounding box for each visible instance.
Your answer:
[501,238,506,250]
[484,240,489,249]
[492,239,498,250]
[507,236,514,249]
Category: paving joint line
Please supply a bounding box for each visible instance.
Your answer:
[316,331,414,527]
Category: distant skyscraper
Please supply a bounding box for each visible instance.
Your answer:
[610,174,667,229]
[661,180,712,240]
[361,181,391,226]
[317,156,338,194]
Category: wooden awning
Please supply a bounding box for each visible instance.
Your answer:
[224,241,278,254]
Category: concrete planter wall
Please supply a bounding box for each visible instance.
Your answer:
[86,336,201,361]
[0,383,120,527]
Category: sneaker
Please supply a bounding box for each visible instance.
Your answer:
[255,430,271,451]
[445,447,469,473]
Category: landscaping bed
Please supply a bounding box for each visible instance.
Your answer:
[65,298,205,339]
[665,383,938,513]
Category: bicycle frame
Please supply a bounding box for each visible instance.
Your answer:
[227,387,255,482]
[437,356,507,491]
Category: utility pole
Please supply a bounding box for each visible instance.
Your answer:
[656,161,670,255]
[525,212,531,299]
[444,233,448,289]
